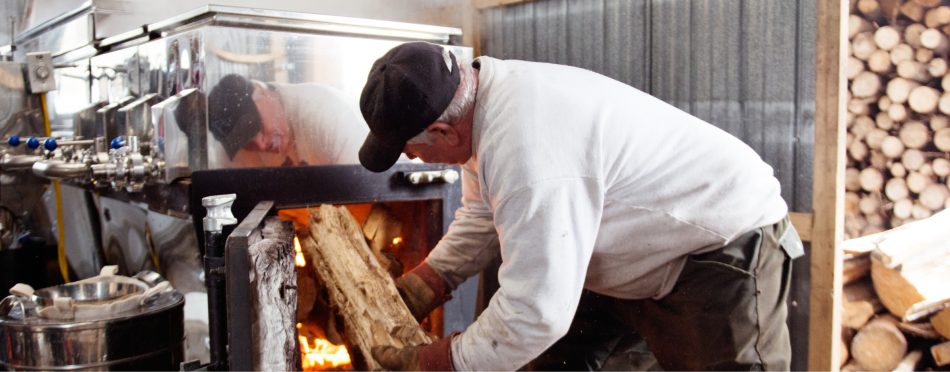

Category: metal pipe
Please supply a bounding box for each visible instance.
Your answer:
[32,159,89,179]
[0,154,43,171]
[201,194,237,371]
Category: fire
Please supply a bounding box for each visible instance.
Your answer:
[391,236,403,246]
[298,324,351,370]
[295,237,306,267]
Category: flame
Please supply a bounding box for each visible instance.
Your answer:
[298,329,351,370]
[295,237,306,267]
[391,236,403,246]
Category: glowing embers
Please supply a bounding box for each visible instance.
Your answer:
[297,323,352,370]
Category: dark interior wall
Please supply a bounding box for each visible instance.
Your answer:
[479,0,816,370]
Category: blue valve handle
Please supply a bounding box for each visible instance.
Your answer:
[26,137,40,150]
[110,137,125,149]
[44,138,58,151]
[7,135,20,147]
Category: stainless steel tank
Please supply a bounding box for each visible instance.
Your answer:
[0,268,185,370]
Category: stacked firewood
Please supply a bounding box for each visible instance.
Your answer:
[839,210,950,370]
[847,0,950,239]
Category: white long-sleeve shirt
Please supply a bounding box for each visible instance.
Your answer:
[425,57,788,371]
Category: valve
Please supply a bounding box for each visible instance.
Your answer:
[7,135,20,147]
[26,137,40,150]
[43,138,57,152]
[110,137,125,150]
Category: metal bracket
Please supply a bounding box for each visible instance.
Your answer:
[25,52,56,93]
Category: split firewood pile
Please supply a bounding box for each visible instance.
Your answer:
[839,209,950,370]
[847,0,950,239]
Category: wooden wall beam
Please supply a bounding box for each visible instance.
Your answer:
[809,0,848,370]
[790,212,813,242]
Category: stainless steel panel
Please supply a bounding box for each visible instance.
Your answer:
[42,184,101,279]
[95,196,153,275]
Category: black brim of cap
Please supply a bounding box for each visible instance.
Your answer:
[359,132,404,172]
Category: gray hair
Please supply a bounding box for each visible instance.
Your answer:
[406,61,477,145]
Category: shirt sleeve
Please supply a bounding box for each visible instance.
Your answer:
[451,177,604,371]
[425,163,500,289]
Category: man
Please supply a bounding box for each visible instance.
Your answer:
[193,74,367,167]
[360,42,804,371]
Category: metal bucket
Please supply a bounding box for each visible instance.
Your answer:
[0,272,185,370]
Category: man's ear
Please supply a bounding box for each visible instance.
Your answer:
[427,123,460,146]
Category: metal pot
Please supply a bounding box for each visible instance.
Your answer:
[0,270,185,370]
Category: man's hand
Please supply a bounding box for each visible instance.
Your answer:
[396,262,452,321]
[372,333,456,371]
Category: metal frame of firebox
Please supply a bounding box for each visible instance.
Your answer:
[188,163,466,370]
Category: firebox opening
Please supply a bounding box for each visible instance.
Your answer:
[280,200,445,371]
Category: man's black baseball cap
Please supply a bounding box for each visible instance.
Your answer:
[358,42,460,172]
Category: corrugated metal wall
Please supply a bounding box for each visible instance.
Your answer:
[480,0,815,370]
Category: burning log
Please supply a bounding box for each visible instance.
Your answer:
[299,205,434,370]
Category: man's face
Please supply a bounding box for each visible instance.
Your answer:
[247,83,291,153]
[402,123,472,165]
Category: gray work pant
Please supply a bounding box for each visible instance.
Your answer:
[526,216,803,371]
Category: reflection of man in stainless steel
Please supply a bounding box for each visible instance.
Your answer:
[202,74,367,166]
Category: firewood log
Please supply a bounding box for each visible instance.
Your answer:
[865,211,950,322]
[900,121,931,149]
[931,115,950,130]
[901,149,926,171]
[919,162,934,176]
[913,0,942,8]
[859,0,884,22]
[911,200,933,219]
[854,32,880,61]
[942,73,950,91]
[851,14,874,38]
[849,97,876,115]
[860,168,885,192]
[248,218,297,371]
[916,46,935,62]
[906,171,932,193]
[931,307,950,339]
[876,111,896,129]
[932,157,950,177]
[845,254,872,285]
[929,56,948,76]
[847,192,862,215]
[875,25,903,50]
[847,168,863,192]
[894,198,914,219]
[888,103,910,121]
[920,183,949,210]
[908,85,941,113]
[300,205,435,370]
[891,43,916,65]
[891,162,908,178]
[921,28,950,54]
[844,299,877,329]
[892,350,923,372]
[849,140,870,162]
[852,115,877,139]
[881,135,906,158]
[839,334,851,368]
[848,56,867,79]
[933,340,950,367]
[905,23,927,48]
[872,150,889,169]
[940,92,950,115]
[935,127,950,151]
[867,128,890,149]
[852,71,882,98]
[925,5,950,28]
[897,60,932,82]
[896,321,942,339]
[850,315,908,371]
[902,1,926,22]
[859,195,882,215]
[886,77,920,103]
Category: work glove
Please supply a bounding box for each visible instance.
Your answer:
[372,333,457,371]
[396,262,452,321]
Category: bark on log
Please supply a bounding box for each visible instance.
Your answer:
[249,218,298,371]
[850,315,908,371]
[300,205,435,370]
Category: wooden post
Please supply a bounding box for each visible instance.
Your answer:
[811,0,847,370]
